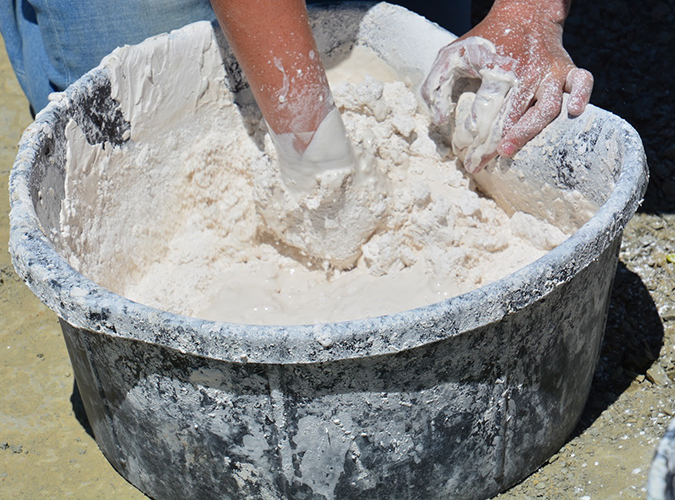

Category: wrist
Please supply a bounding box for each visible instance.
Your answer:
[489,0,570,26]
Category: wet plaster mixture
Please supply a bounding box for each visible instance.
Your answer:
[2,17,675,499]
[59,38,568,327]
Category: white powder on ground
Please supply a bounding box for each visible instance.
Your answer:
[58,38,577,326]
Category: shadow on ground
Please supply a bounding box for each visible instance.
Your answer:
[473,0,675,214]
[563,0,675,215]
[574,261,665,437]
[71,381,94,439]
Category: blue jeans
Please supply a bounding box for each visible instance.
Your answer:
[1,0,217,111]
[1,1,471,112]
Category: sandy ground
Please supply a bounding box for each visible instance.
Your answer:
[2,0,675,497]
[0,38,147,499]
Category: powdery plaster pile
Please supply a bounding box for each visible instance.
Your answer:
[58,33,576,325]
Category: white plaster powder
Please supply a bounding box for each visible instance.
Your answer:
[57,27,582,326]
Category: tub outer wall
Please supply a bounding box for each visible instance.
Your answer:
[8,3,648,500]
[61,238,620,500]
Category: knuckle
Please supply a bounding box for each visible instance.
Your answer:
[546,97,562,118]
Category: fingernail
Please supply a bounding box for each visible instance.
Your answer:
[463,158,473,173]
[498,141,516,157]
[568,98,582,116]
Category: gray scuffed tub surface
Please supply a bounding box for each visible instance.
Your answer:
[649,417,675,500]
[8,3,647,500]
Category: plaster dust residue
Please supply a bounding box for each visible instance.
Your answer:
[58,30,584,326]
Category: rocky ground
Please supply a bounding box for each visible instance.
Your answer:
[1,1,674,499]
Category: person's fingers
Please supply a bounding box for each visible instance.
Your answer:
[421,45,454,103]
[422,38,515,125]
[465,149,497,173]
[422,45,469,124]
[498,76,563,156]
[565,68,594,116]
[499,81,537,137]
[463,74,516,172]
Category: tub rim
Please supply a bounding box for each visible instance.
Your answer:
[8,9,648,366]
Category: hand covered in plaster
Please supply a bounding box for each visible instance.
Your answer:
[422,36,518,173]
[422,0,593,173]
[210,0,354,191]
[211,0,387,269]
